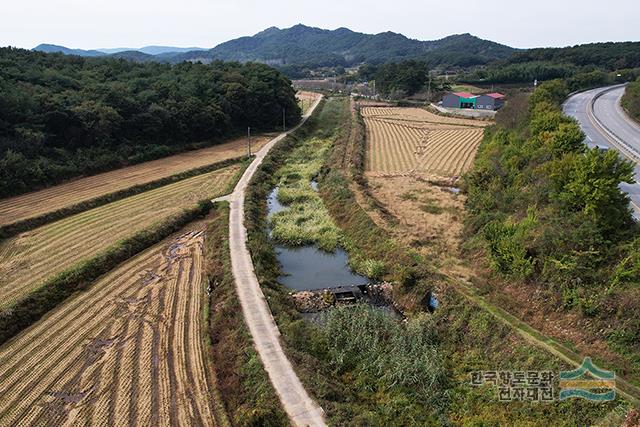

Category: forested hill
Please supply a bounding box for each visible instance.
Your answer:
[505,42,640,69]
[172,24,516,68]
[462,41,640,84]
[0,47,301,198]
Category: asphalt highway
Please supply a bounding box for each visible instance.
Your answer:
[563,85,640,218]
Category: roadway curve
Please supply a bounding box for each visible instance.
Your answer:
[227,96,326,426]
[564,85,640,218]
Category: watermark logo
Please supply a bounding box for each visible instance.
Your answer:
[469,357,616,403]
[470,370,555,402]
[559,357,615,402]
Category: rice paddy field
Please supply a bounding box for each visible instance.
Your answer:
[0,227,220,426]
[0,164,242,309]
[361,106,487,177]
[0,135,268,228]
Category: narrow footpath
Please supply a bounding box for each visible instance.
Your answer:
[227,96,327,427]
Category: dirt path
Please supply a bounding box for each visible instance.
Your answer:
[227,95,327,427]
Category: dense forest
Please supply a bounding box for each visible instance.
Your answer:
[622,77,640,122]
[0,48,301,198]
[371,60,429,97]
[461,42,640,84]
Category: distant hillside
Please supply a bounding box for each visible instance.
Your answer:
[33,44,205,59]
[504,41,640,69]
[462,41,640,84]
[109,50,155,62]
[33,44,105,57]
[98,46,207,55]
[172,24,516,68]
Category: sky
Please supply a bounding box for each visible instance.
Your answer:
[1,0,638,50]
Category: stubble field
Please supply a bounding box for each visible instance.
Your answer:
[0,135,267,228]
[362,106,487,177]
[0,227,219,426]
[0,164,241,309]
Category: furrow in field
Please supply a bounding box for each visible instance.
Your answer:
[0,165,239,309]
[362,106,488,177]
[0,229,213,427]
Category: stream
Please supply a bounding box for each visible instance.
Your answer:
[267,186,369,291]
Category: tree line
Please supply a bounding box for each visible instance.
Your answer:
[0,48,301,198]
[622,77,640,122]
[460,41,640,85]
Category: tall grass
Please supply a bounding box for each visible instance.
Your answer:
[268,102,385,278]
[321,305,445,402]
[270,137,341,252]
[204,204,287,426]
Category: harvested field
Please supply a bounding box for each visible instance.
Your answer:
[0,135,268,228]
[362,106,487,177]
[0,227,219,426]
[0,164,241,309]
[365,176,472,282]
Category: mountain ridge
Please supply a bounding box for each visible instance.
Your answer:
[170,24,516,68]
[32,25,516,68]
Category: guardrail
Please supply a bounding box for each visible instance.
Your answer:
[587,84,640,163]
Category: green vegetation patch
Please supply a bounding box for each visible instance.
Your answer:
[270,137,340,251]
[622,77,640,123]
[437,287,621,425]
[268,98,386,279]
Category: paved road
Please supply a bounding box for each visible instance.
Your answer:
[227,96,326,427]
[564,85,640,218]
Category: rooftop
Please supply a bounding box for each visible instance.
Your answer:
[453,91,477,98]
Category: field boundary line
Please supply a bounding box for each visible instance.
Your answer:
[451,278,640,408]
[0,200,216,346]
[228,96,327,426]
[0,156,249,240]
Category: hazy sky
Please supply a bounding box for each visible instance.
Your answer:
[1,0,638,50]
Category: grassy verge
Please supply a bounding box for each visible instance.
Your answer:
[203,203,287,426]
[0,155,250,239]
[0,199,215,345]
[435,285,624,425]
[621,78,640,123]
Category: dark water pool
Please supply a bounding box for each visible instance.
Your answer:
[267,187,287,217]
[276,245,369,291]
[268,186,369,291]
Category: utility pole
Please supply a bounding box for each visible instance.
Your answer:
[427,73,432,102]
[282,108,286,132]
[247,126,252,157]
